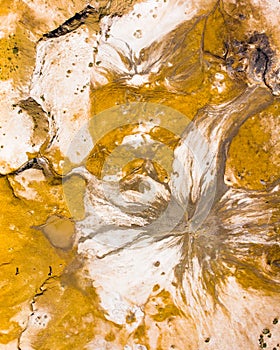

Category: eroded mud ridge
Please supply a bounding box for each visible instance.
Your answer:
[0,0,280,349]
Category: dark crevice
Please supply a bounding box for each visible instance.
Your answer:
[17,275,60,350]
[33,275,59,298]
[259,48,274,93]
[41,5,98,39]
[14,158,39,175]
[13,157,56,178]
[39,4,115,41]
[1,98,58,179]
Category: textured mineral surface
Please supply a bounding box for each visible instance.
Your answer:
[0,0,280,349]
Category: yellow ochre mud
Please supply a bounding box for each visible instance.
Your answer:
[0,0,279,349]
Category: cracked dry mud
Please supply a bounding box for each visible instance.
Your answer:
[0,0,280,349]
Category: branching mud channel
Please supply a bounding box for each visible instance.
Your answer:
[0,0,280,349]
